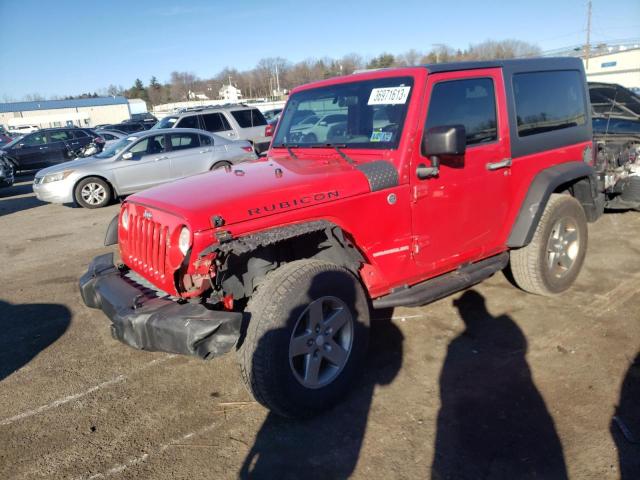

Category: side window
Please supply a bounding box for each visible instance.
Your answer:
[176,115,200,129]
[169,133,200,151]
[251,108,267,126]
[425,78,498,145]
[72,130,88,138]
[513,70,587,137]
[201,113,231,132]
[128,135,166,158]
[49,130,72,142]
[199,134,213,146]
[231,110,252,128]
[22,132,47,146]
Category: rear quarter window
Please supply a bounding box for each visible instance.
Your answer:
[231,109,267,128]
[513,70,587,137]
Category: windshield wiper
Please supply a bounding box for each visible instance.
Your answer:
[274,143,299,160]
[311,143,356,166]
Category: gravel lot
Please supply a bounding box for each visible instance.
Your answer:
[1,174,639,480]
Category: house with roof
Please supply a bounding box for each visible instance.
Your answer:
[219,84,242,102]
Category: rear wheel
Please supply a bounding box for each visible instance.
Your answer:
[510,193,588,295]
[74,177,111,209]
[210,161,231,170]
[237,260,370,418]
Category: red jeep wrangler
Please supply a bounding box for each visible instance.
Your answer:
[81,58,604,418]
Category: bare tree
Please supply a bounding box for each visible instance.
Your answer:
[169,71,198,101]
[395,49,422,66]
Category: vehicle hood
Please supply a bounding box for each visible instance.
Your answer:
[128,156,374,231]
[35,156,112,176]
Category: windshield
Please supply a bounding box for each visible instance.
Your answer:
[273,76,414,149]
[3,135,25,149]
[152,116,177,130]
[94,136,137,158]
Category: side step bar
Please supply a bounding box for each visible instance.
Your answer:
[372,252,509,309]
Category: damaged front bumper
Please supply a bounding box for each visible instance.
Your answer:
[79,253,242,359]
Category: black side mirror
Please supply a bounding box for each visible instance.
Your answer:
[417,125,466,179]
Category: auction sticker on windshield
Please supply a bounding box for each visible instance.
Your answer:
[368,86,411,105]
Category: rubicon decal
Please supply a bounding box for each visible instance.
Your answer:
[248,191,340,216]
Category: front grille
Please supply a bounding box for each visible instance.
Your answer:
[128,212,169,279]
[123,269,177,300]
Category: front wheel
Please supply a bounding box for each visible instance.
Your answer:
[237,260,370,418]
[74,177,111,209]
[510,193,588,295]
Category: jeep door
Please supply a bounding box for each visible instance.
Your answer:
[167,132,210,178]
[112,134,171,194]
[411,68,512,273]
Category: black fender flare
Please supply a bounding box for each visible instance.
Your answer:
[507,161,603,248]
[104,214,118,246]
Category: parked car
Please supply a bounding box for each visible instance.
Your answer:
[0,153,14,188]
[94,129,125,145]
[130,113,158,129]
[589,82,640,210]
[7,124,39,135]
[1,127,104,172]
[33,128,256,208]
[101,122,146,134]
[80,58,604,418]
[153,104,272,154]
[262,108,282,122]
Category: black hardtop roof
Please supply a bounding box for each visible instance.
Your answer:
[424,56,585,74]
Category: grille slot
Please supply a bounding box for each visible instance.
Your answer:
[128,212,168,279]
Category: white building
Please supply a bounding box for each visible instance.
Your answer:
[219,84,242,102]
[0,96,131,130]
[583,46,640,89]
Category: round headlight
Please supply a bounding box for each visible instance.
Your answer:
[121,209,129,230]
[178,226,191,255]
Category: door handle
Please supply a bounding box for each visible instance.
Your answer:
[71,142,79,145]
[154,156,168,161]
[486,158,512,171]
[39,146,48,150]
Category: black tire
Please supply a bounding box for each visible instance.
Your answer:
[7,158,19,174]
[237,259,370,418]
[210,161,231,170]
[74,177,112,209]
[510,193,588,295]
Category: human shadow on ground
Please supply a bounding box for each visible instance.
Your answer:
[238,307,403,480]
[0,299,71,381]
[431,290,568,480]
[611,351,640,479]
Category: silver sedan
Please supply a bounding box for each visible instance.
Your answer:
[32,128,257,208]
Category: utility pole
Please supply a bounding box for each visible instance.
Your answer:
[585,0,592,69]
[275,63,281,96]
